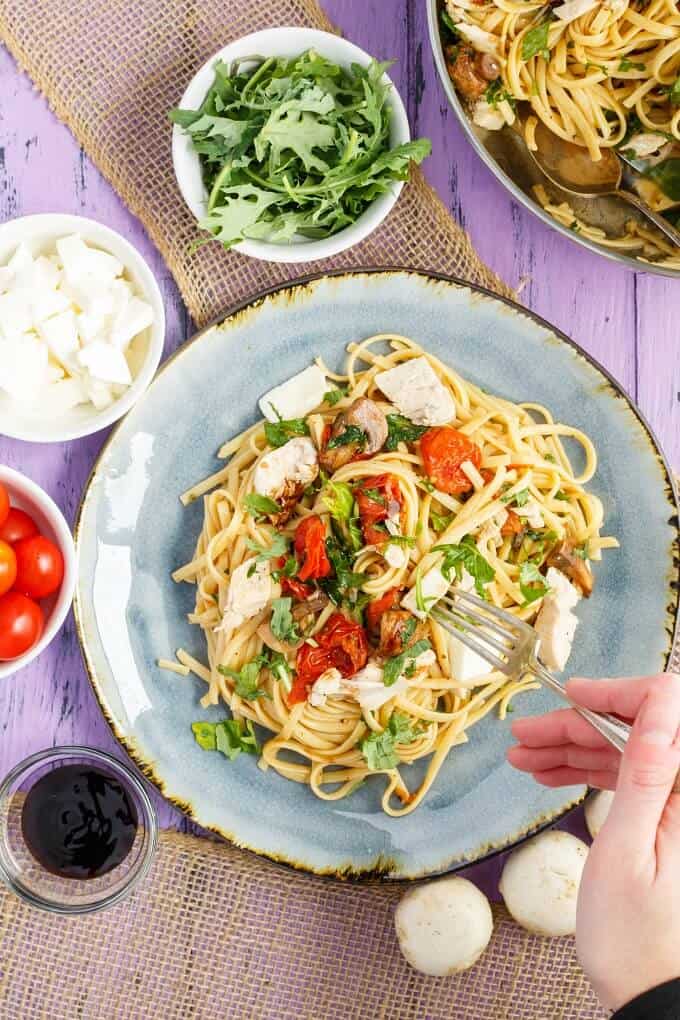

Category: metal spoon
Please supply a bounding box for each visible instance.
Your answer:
[521,116,680,248]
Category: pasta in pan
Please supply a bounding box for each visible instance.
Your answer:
[167,335,616,816]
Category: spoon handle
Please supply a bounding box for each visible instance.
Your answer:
[614,189,680,248]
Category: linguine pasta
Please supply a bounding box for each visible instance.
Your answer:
[168,335,616,816]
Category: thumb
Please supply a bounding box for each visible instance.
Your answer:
[604,676,680,856]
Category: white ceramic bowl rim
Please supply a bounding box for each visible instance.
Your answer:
[171,26,411,264]
[0,213,166,443]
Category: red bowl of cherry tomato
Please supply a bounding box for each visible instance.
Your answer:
[0,467,76,679]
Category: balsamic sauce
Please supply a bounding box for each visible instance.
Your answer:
[21,765,138,880]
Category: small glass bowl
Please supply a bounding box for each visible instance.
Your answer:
[0,746,158,914]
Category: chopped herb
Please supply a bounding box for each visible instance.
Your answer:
[519,561,549,606]
[440,8,459,35]
[323,479,354,519]
[385,414,428,451]
[326,424,367,450]
[246,533,289,574]
[270,597,300,644]
[419,477,436,494]
[484,78,516,109]
[434,536,495,597]
[360,711,424,770]
[574,541,590,560]
[319,538,368,607]
[264,417,309,448]
[324,386,348,406]
[544,453,556,463]
[668,77,680,106]
[357,486,387,505]
[554,490,570,501]
[522,20,551,62]
[218,658,269,701]
[570,221,581,233]
[501,487,529,507]
[387,535,417,548]
[191,718,260,760]
[617,58,645,73]
[401,616,417,648]
[272,555,298,581]
[430,509,454,532]
[383,638,432,687]
[264,648,294,692]
[415,563,437,616]
[244,493,281,519]
[585,62,608,75]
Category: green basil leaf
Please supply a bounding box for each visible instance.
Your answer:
[264,418,309,448]
[385,414,428,451]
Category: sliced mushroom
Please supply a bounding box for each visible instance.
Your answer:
[476,53,501,81]
[546,540,593,597]
[319,397,388,473]
[379,610,428,659]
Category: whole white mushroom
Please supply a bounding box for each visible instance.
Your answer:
[499,830,588,936]
[585,789,614,839]
[394,876,493,976]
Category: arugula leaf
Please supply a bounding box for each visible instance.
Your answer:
[522,20,551,62]
[244,493,281,519]
[519,561,550,605]
[484,79,516,109]
[264,417,309,448]
[415,563,438,616]
[326,424,367,450]
[383,639,432,687]
[401,616,417,648]
[265,649,294,692]
[324,386,347,406]
[319,538,367,607]
[440,8,459,36]
[385,414,428,451]
[359,711,423,770]
[645,158,680,202]
[430,509,454,532]
[272,555,298,581]
[502,488,529,507]
[270,597,300,644]
[218,660,268,701]
[246,533,289,573]
[356,486,386,505]
[323,480,354,520]
[191,718,260,760]
[434,536,495,597]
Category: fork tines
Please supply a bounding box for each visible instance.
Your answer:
[431,588,527,675]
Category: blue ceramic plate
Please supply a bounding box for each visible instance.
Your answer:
[74,270,679,879]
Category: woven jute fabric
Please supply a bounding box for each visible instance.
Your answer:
[0,0,513,328]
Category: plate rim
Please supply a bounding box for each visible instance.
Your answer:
[73,266,680,880]
[425,0,680,281]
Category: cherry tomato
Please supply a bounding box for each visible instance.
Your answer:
[13,536,64,599]
[294,515,331,582]
[0,484,9,529]
[354,474,404,547]
[420,427,482,495]
[501,509,524,537]
[365,586,402,638]
[0,592,44,660]
[0,541,17,596]
[290,613,369,704]
[0,507,39,545]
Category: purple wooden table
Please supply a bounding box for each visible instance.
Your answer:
[0,1,677,887]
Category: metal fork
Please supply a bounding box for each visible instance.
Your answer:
[431,587,636,760]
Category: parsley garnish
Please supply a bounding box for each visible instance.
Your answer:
[218,659,268,701]
[244,493,282,519]
[272,555,298,581]
[484,79,516,109]
[357,486,387,505]
[522,20,551,62]
[270,597,300,644]
[319,538,368,609]
[264,417,309,448]
[326,425,368,450]
[360,712,424,770]
[617,58,645,73]
[383,639,432,687]
[430,509,454,532]
[385,414,428,451]
[519,561,550,605]
[191,718,260,760]
[246,533,289,574]
[502,488,529,507]
[324,387,347,406]
[434,536,495,597]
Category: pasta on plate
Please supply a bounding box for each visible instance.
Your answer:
[166,336,617,816]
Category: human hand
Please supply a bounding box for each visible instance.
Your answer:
[507,673,680,1011]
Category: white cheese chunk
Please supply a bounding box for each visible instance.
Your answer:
[77,340,132,386]
[344,662,405,712]
[38,310,80,371]
[448,637,494,687]
[259,365,328,423]
[109,295,153,351]
[1,335,49,401]
[38,376,89,415]
[309,667,344,708]
[84,377,115,410]
[519,499,544,530]
[553,0,599,23]
[216,558,272,635]
[253,436,318,499]
[375,357,456,427]
[534,567,580,671]
[472,99,505,131]
[0,267,13,293]
[384,542,409,569]
[7,242,33,278]
[0,291,33,338]
[402,565,450,619]
[57,234,122,284]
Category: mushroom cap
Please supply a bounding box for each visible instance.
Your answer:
[395,876,493,976]
[585,789,614,838]
[499,830,588,936]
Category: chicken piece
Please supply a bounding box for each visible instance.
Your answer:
[319,397,388,473]
[253,436,319,525]
[379,610,428,659]
[446,47,496,102]
[546,540,593,597]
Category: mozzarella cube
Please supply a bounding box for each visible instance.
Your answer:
[0,291,33,338]
[375,357,456,426]
[78,341,132,386]
[57,234,122,285]
[1,334,49,401]
[448,637,494,687]
[0,267,14,293]
[7,242,33,278]
[41,377,89,415]
[534,568,580,672]
[384,542,409,569]
[84,377,115,410]
[309,667,344,708]
[259,365,328,423]
[109,296,153,351]
[38,310,80,371]
[216,558,272,635]
[77,310,106,344]
[253,437,318,499]
[402,565,450,619]
[31,285,72,325]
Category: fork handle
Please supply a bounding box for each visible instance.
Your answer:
[529,660,680,794]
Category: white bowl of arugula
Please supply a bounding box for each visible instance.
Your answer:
[170,27,430,263]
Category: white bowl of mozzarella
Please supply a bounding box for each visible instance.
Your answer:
[0,214,165,443]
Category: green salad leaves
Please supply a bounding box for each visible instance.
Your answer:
[170,51,431,248]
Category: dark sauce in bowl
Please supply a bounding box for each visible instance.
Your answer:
[21,765,138,880]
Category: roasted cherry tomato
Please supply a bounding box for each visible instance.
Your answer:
[501,509,524,537]
[294,515,332,582]
[0,591,44,660]
[420,427,482,495]
[13,536,64,600]
[365,586,402,638]
[290,613,369,704]
[0,540,17,597]
[280,576,313,601]
[354,474,404,547]
[0,507,39,545]
[0,484,9,529]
